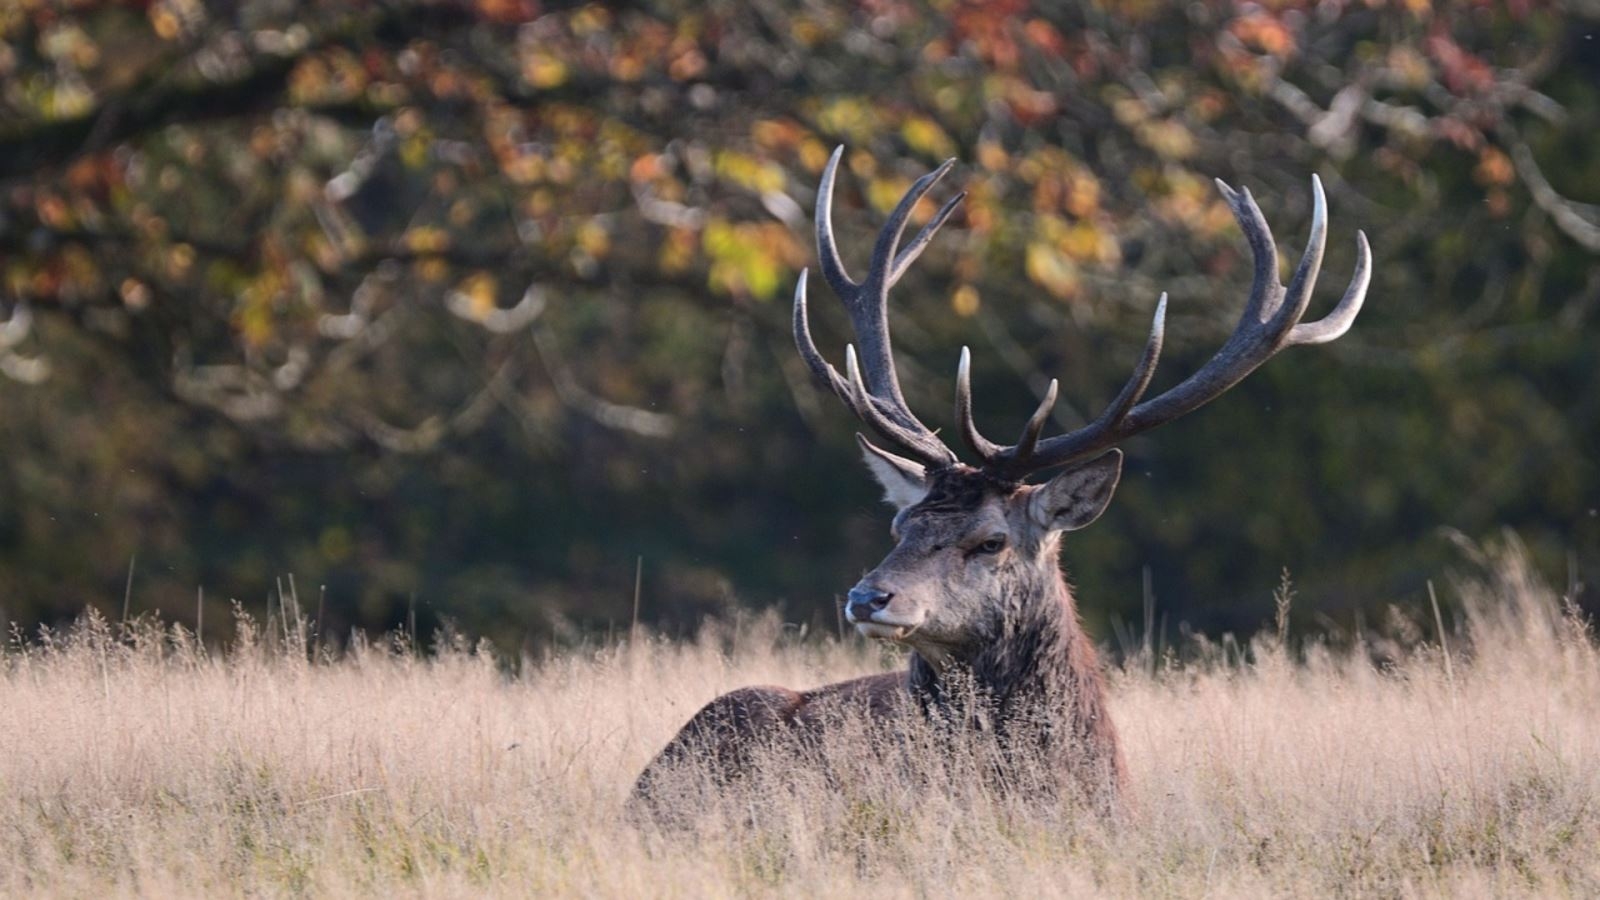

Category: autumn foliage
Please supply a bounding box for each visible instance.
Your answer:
[0,2,1594,646]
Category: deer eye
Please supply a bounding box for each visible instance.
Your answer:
[974,536,1007,555]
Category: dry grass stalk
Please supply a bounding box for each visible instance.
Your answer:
[1,544,1596,898]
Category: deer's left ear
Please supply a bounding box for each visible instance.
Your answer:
[1029,450,1123,532]
[857,434,930,511]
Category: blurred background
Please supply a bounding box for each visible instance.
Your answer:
[0,0,1595,652]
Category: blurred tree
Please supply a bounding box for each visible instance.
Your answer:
[0,0,1595,648]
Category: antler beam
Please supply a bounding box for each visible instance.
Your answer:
[960,175,1371,480]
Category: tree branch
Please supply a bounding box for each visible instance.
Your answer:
[0,4,475,182]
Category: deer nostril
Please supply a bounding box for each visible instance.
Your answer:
[846,586,893,618]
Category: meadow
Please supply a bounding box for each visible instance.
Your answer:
[2,542,1596,898]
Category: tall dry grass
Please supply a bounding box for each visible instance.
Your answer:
[2,544,1596,898]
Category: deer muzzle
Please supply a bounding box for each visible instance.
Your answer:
[845,583,920,639]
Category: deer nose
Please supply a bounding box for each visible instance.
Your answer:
[846,585,893,621]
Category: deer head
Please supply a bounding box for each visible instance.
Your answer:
[794,147,1371,666]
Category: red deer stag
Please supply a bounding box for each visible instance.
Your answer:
[633,147,1371,811]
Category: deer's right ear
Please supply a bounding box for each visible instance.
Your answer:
[1029,450,1123,533]
[857,434,930,510]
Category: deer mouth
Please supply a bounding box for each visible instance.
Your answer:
[852,611,926,642]
[844,591,924,641]
[855,621,911,641]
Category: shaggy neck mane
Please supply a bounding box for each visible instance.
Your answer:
[906,566,1125,799]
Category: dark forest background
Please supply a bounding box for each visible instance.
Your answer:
[0,0,1595,652]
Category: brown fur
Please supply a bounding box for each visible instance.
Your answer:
[632,464,1127,814]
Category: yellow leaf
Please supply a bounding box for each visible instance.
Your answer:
[1139,120,1195,161]
[167,243,196,278]
[714,151,786,194]
[701,218,792,299]
[1025,243,1079,299]
[400,134,431,169]
[791,17,822,47]
[457,273,498,319]
[149,7,182,40]
[868,177,913,215]
[743,254,780,300]
[1064,177,1100,218]
[817,98,873,143]
[1060,222,1104,263]
[702,218,736,257]
[403,227,450,253]
[576,220,610,259]
[901,116,956,159]
[977,139,1009,172]
[413,258,448,282]
[951,284,980,317]
[799,138,830,173]
[658,227,696,274]
[523,53,568,89]
[238,304,273,348]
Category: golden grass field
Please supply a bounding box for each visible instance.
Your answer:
[3,543,1596,898]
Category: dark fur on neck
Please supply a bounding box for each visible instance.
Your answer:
[907,568,1126,806]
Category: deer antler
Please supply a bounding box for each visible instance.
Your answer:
[795,150,1372,481]
[793,146,966,468]
[959,175,1371,481]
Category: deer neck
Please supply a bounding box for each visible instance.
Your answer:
[906,567,1112,752]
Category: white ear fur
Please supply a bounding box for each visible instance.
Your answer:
[1028,450,1123,532]
[856,434,930,511]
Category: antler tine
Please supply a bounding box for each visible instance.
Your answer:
[1092,293,1167,427]
[1011,377,1059,462]
[955,347,1006,462]
[818,148,963,297]
[834,150,954,407]
[982,177,1369,479]
[0,302,34,350]
[890,190,966,286]
[1289,230,1371,345]
[864,157,947,286]
[980,295,1164,480]
[854,159,956,407]
[843,344,888,428]
[957,346,1076,473]
[1272,174,1328,336]
[1217,179,1284,324]
[846,344,955,465]
[792,268,852,402]
[815,146,856,299]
